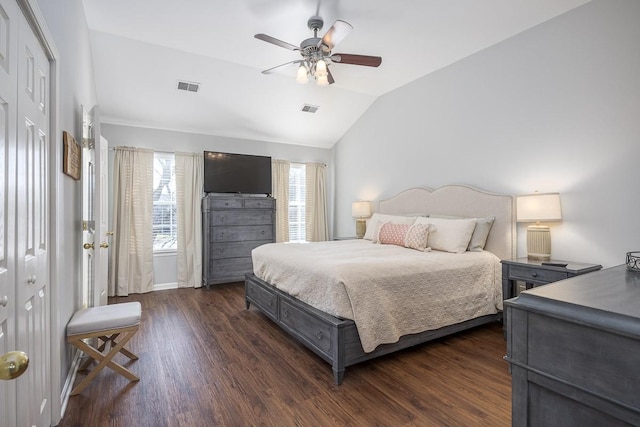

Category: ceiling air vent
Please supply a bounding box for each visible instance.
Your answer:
[301,104,319,113]
[176,80,200,92]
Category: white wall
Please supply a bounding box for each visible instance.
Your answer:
[102,123,333,287]
[333,0,640,268]
[35,0,97,421]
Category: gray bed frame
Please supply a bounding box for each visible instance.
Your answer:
[245,185,516,384]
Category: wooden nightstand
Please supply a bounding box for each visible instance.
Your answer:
[501,258,602,300]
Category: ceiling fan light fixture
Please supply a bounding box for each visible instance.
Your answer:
[316,73,329,86]
[296,64,309,84]
[256,15,382,87]
[315,59,327,75]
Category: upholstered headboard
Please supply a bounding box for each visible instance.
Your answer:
[376,185,516,260]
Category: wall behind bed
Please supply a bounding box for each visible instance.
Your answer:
[332,0,640,269]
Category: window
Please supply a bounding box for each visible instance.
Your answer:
[152,152,177,250]
[288,163,306,242]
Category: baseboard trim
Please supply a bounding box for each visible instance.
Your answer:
[59,348,83,419]
[153,282,178,291]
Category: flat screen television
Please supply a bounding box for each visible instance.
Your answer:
[203,151,272,195]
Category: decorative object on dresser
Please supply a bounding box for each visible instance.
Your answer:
[351,201,371,239]
[505,265,640,426]
[626,251,640,271]
[501,258,602,298]
[202,195,275,288]
[516,192,562,260]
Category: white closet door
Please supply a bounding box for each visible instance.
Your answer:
[14,4,51,426]
[0,0,19,425]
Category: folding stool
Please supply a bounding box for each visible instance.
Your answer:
[66,301,142,396]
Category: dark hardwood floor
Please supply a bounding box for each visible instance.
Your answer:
[58,283,511,426]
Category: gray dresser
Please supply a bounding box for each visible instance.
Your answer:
[505,265,640,426]
[202,195,275,288]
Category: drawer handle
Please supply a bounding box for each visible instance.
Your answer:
[316,332,323,340]
[283,309,289,318]
[531,272,538,277]
[261,230,265,234]
[225,202,229,206]
[268,299,273,306]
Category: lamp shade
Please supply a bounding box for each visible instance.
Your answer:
[516,193,562,222]
[351,201,371,218]
[296,64,308,84]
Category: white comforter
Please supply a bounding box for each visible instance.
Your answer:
[252,240,502,353]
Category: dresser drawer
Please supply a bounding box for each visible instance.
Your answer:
[211,210,273,226]
[210,240,271,259]
[509,265,568,284]
[212,225,273,242]
[244,198,274,209]
[207,198,244,209]
[279,299,333,356]
[209,257,253,279]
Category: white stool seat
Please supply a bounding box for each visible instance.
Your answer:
[67,302,141,336]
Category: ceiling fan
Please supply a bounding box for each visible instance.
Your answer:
[255,16,382,86]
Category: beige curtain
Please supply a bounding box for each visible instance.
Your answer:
[305,162,329,242]
[272,160,290,242]
[109,147,154,296]
[175,152,203,288]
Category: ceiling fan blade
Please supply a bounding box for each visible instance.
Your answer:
[261,60,302,74]
[319,20,352,50]
[327,68,335,85]
[330,53,382,67]
[254,34,299,51]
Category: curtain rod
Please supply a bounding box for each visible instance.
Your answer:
[109,146,194,155]
[285,160,327,167]
[108,149,327,167]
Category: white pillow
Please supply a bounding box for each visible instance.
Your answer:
[429,214,495,252]
[468,217,495,252]
[415,217,476,254]
[363,213,417,241]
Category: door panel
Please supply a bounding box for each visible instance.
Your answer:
[15,7,50,426]
[0,0,18,425]
[81,107,95,308]
[97,134,108,306]
[82,105,107,308]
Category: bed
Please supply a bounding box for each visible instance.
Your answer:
[245,185,516,384]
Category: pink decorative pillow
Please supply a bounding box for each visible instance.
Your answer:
[378,223,409,246]
[378,223,431,252]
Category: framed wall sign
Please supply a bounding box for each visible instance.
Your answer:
[63,131,81,180]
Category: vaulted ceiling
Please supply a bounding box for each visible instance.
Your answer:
[82,0,590,148]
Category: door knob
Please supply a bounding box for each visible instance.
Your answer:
[100,242,109,248]
[0,295,7,307]
[83,242,94,250]
[106,231,114,236]
[0,351,29,380]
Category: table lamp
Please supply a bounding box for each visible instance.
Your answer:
[516,193,562,260]
[351,201,371,239]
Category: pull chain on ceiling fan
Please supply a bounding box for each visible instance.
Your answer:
[255,16,382,86]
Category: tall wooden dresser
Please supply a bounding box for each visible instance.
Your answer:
[505,265,640,426]
[202,195,275,288]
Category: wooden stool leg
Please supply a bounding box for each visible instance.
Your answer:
[102,333,138,360]
[70,329,139,396]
